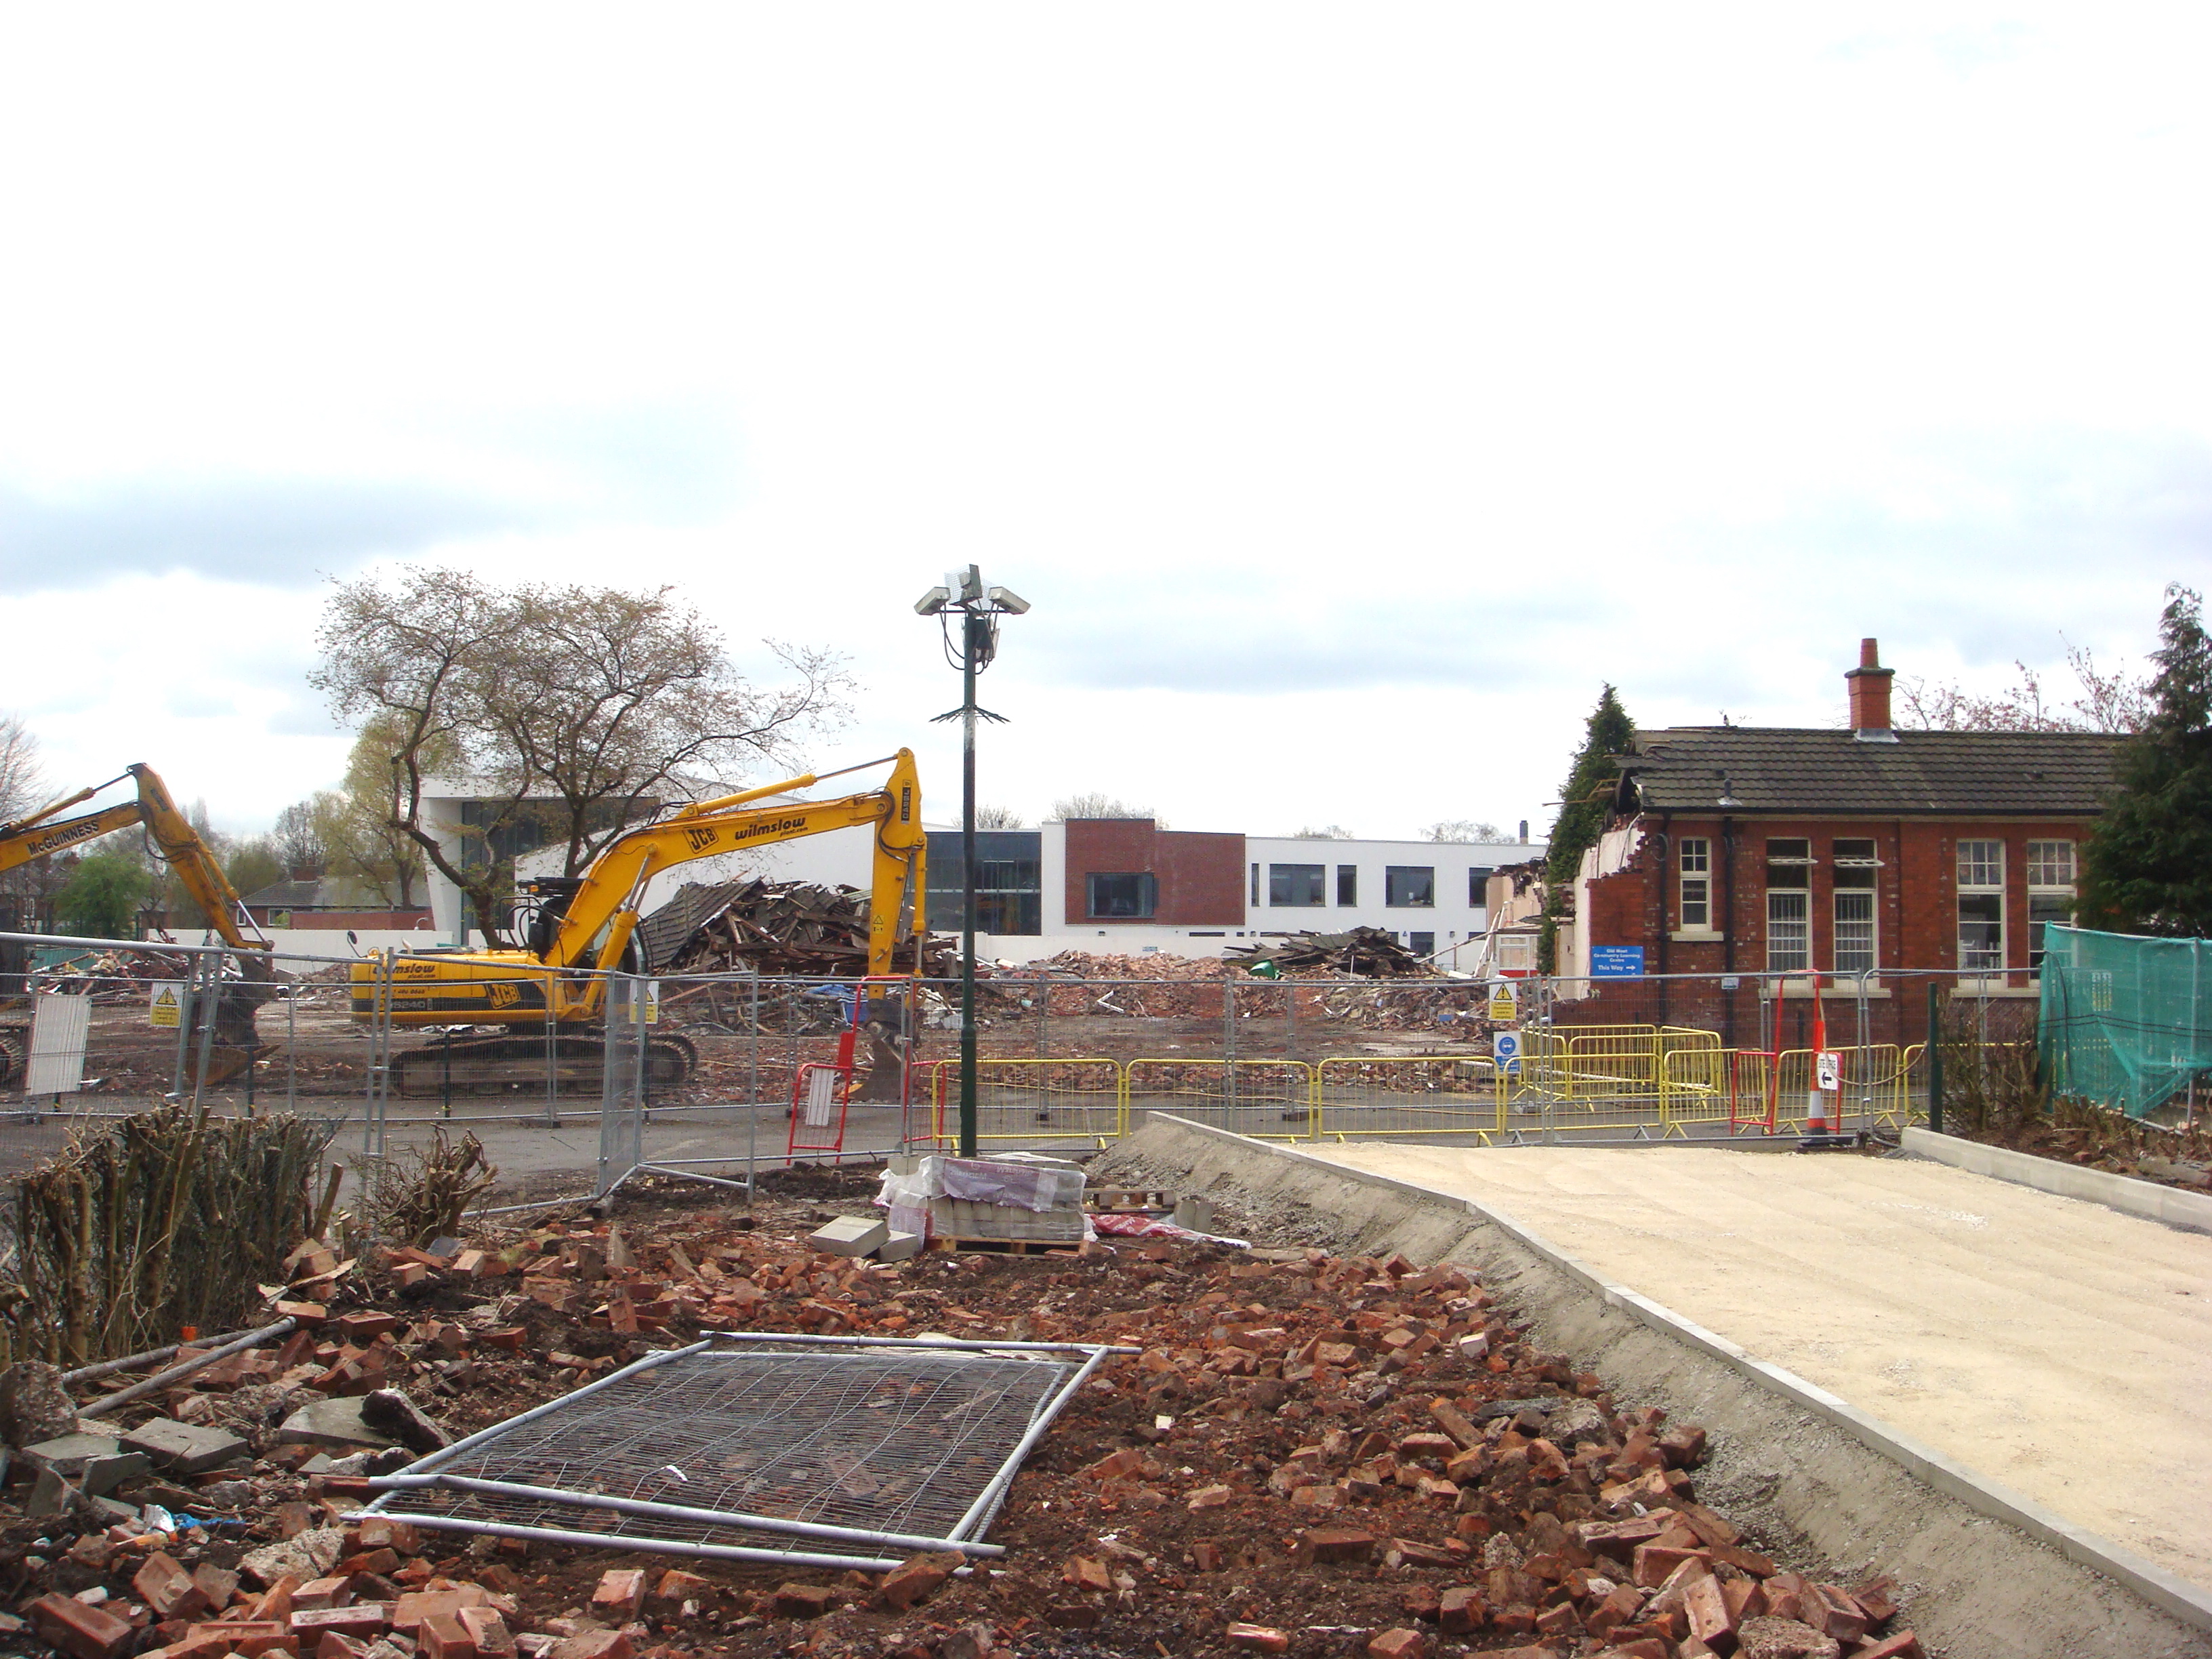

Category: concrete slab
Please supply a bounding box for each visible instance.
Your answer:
[1308,1141,2212,1597]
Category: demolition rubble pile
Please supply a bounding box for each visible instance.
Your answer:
[0,1167,1922,1659]
[1224,929,1431,979]
[641,881,958,982]
[986,949,1494,1036]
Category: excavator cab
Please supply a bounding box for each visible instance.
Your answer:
[520,876,586,958]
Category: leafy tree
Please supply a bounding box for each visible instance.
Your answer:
[310,568,851,941]
[56,850,150,939]
[1425,819,1502,842]
[2081,586,2212,936]
[224,836,286,901]
[1538,687,1635,972]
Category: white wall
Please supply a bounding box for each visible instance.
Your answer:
[1244,836,1538,959]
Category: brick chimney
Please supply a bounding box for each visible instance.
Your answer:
[1846,638,1897,742]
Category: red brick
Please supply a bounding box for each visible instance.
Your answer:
[1851,1576,1900,1624]
[290,1605,394,1640]
[456,1609,515,1659]
[419,1611,476,1659]
[294,1577,355,1612]
[1063,1556,1112,1593]
[1856,1633,1925,1659]
[879,1553,960,1611]
[590,1569,647,1618]
[186,1620,292,1656]
[316,1636,370,1659]
[1365,1630,1427,1659]
[1225,1626,1289,1654]
[1294,1528,1376,1565]
[134,1553,212,1620]
[546,1634,630,1659]
[1436,1586,1484,1635]
[771,1582,836,1619]
[1191,1542,1224,1573]
[26,1595,135,1659]
[1683,1574,1737,1650]
[1632,1543,1710,1589]
[391,1589,489,1633]
[1658,1425,1708,1467]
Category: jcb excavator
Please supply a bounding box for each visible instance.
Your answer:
[347,749,926,1094]
[0,764,273,1086]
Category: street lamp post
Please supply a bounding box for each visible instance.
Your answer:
[917,566,1029,1157]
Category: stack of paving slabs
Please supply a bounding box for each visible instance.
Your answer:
[879,1152,1088,1244]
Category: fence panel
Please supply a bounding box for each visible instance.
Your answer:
[920,1059,1124,1152]
[1122,1058,1315,1141]
[1314,1056,1502,1141]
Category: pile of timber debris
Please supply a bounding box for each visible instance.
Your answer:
[639,880,956,979]
[1225,927,1435,978]
[0,1162,1926,1659]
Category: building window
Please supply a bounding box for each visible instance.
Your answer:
[2027,840,2075,970]
[1467,866,1494,907]
[1409,931,1435,957]
[1337,865,1357,906]
[1250,863,1259,906]
[1765,838,1811,973]
[1832,838,1879,975]
[1957,838,2004,972]
[1679,837,1711,930]
[1269,863,1326,906]
[1385,865,1435,907]
[925,830,1043,935]
[1086,872,1158,919]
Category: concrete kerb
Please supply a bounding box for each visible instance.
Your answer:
[1903,1124,2212,1233]
[1141,1113,2212,1641]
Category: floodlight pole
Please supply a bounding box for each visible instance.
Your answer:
[919,568,1027,1158]
[959,613,982,1158]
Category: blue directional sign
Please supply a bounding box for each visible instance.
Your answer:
[1590,946,1645,978]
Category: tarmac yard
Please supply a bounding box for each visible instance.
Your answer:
[1309,1140,2212,1598]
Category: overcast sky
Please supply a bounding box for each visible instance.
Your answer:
[1,6,2202,842]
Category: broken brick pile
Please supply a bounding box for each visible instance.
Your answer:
[1,1166,1923,1659]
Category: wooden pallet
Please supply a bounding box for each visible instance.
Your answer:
[1086,1187,1174,1214]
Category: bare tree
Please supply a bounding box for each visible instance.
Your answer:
[1048,792,1156,821]
[1289,825,1354,839]
[272,801,327,876]
[0,712,44,823]
[1894,641,2152,734]
[1423,819,1502,842]
[311,568,853,941]
[972,804,1026,829]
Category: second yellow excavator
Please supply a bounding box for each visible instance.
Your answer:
[0,763,273,1084]
[348,749,927,1093]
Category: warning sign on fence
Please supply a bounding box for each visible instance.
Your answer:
[149,983,181,1029]
[1487,983,1518,1022]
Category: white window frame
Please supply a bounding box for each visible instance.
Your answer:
[1957,838,2005,974]
[1831,838,1880,975]
[1679,837,1711,930]
[2026,839,2076,972]
[1765,838,1811,974]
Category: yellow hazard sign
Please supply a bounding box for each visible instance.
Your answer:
[149,983,182,1029]
[1486,983,1518,1022]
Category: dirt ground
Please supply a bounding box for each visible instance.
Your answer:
[1304,1140,2212,1596]
[0,1160,1925,1659]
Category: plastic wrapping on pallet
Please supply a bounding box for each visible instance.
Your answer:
[877,1153,1087,1242]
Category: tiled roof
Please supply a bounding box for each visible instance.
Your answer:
[1615,727,2125,816]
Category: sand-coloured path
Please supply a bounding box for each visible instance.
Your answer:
[1309,1143,2212,1593]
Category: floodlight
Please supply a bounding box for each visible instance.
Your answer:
[914,586,951,616]
[985,586,1029,615]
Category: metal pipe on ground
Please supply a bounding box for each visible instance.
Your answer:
[78,1317,296,1418]
[61,1322,283,1387]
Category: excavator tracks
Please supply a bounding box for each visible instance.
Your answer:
[392,1030,697,1097]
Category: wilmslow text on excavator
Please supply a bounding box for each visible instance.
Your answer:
[0,763,274,1086]
[347,748,926,1094]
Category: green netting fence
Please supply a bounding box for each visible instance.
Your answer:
[2039,924,2212,1120]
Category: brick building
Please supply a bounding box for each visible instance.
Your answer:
[1563,640,2124,1046]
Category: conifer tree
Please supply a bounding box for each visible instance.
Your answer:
[1538,687,1635,972]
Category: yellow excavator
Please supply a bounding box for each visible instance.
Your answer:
[347,749,926,1094]
[0,764,273,1086]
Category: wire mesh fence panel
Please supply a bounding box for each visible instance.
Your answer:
[920,1059,1124,1151]
[1122,1058,1315,1141]
[1313,1056,1502,1141]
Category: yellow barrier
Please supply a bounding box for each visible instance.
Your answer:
[1123,1058,1317,1141]
[1315,1055,1504,1141]
[924,1057,1125,1149]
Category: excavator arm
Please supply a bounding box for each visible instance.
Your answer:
[541,747,926,976]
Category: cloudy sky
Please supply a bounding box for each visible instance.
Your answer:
[1,6,2202,842]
